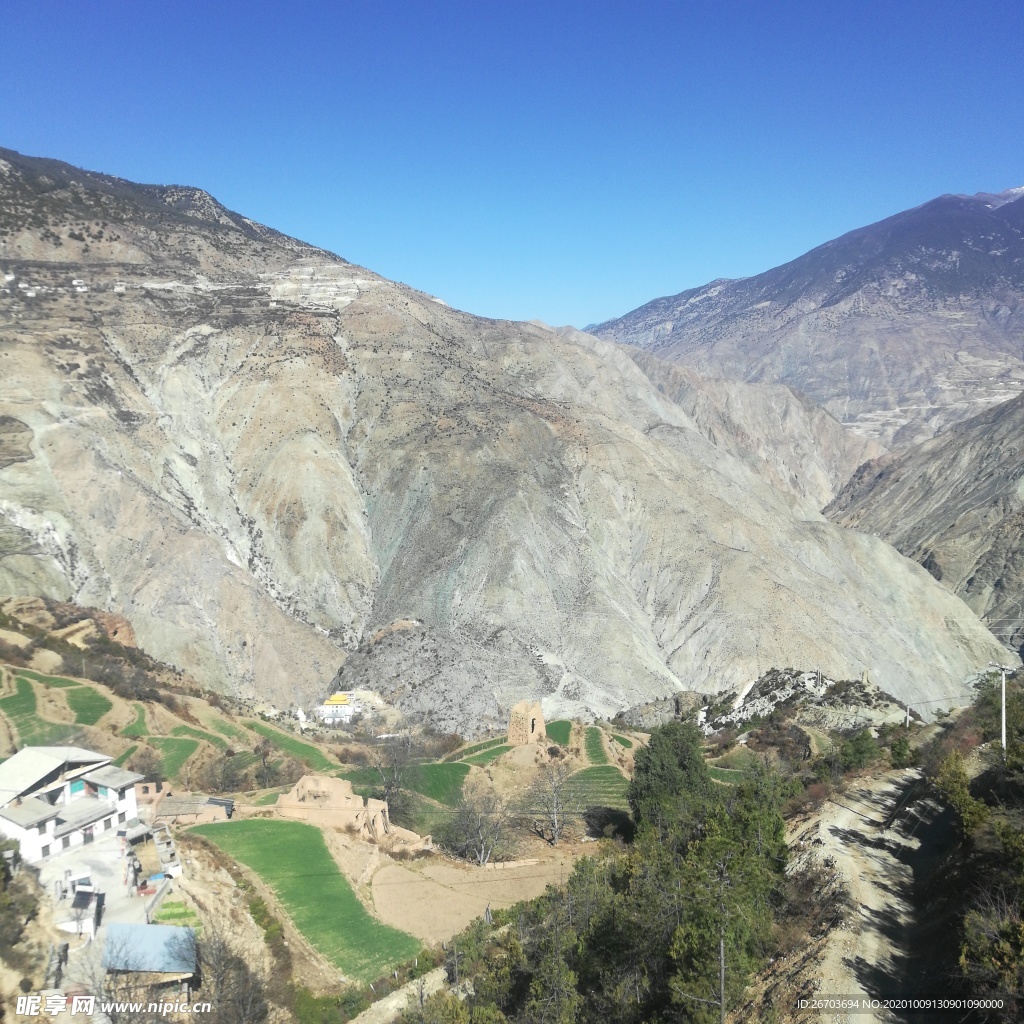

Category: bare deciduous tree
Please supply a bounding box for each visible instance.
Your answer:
[438,778,518,865]
[521,763,584,845]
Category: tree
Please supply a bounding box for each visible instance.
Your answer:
[522,763,584,846]
[128,746,162,783]
[253,737,276,789]
[935,750,989,837]
[627,720,713,837]
[370,735,413,813]
[198,754,243,794]
[438,779,518,866]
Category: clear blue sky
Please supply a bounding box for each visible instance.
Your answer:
[2,0,1022,326]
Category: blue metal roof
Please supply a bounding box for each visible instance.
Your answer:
[103,923,196,974]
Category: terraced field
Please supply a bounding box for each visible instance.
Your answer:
[122,703,148,737]
[546,720,572,745]
[171,724,227,749]
[339,761,470,806]
[462,744,510,766]
[613,734,633,749]
[63,686,113,726]
[572,765,629,810]
[113,745,137,767]
[244,721,337,772]
[193,820,421,981]
[584,727,609,765]
[18,668,80,688]
[0,677,78,745]
[149,737,199,779]
[449,737,506,761]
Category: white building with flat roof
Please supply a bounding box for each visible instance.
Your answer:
[0,746,142,863]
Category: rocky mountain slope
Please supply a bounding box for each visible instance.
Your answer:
[827,392,1024,659]
[0,147,1014,732]
[590,188,1024,447]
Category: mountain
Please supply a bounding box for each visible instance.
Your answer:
[826,392,1024,659]
[589,188,1024,447]
[0,147,1014,732]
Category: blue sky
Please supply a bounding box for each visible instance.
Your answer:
[2,0,1022,326]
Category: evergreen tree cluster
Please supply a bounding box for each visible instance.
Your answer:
[400,722,792,1024]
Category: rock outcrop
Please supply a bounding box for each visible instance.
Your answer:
[827,392,1024,659]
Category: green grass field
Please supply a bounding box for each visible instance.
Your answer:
[16,668,80,688]
[585,727,609,765]
[152,900,201,927]
[339,761,470,806]
[171,724,227,749]
[122,703,148,738]
[210,719,249,742]
[546,720,571,745]
[451,737,506,761]
[0,677,77,745]
[113,745,137,767]
[405,762,470,805]
[63,686,113,726]
[462,744,510,766]
[708,766,744,785]
[244,721,337,772]
[149,737,199,779]
[252,788,287,806]
[612,734,633,749]
[571,765,629,810]
[193,820,420,981]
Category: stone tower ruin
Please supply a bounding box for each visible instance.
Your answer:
[508,700,545,745]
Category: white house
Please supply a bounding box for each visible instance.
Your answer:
[0,747,143,863]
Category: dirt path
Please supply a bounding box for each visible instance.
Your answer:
[796,768,955,1024]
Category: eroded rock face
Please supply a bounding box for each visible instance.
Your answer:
[827,392,1024,659]
[590,189,1024,448]
[0,147,1016,731]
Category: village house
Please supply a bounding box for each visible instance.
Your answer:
[0,746,143,863]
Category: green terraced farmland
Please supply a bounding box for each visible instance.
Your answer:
[405,762,470,805]
[171,725,227,749]
[64,686,113,726]
[113,745,137,767]
[244,722,337,772]
[152,900,201,927]
[451,737,506,761]
[572,766,629,810]
[253,788,287,805]
[150,737,199,779]
[0,678,77,745]
[708,766,744,785]
[339,761,470,806]
[122,703,148,738]
[462,744,510,766]
[193,820,420,981]
[210,719,249,742]
[613,734,633,748]
[546,720,572,745]
[17,668,80,688]
[584,727,609,765]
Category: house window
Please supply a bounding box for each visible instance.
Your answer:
[41,845,50,858]
[103,819,112,830]
[118,812,126,824]
[70,780,84,796]
[37,823,46,835]
[62,837,70,849]
[141,785,150,795]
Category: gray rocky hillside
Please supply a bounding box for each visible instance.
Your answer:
[0,147,1016,733]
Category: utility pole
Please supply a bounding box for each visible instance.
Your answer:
[988,662,1013,764]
